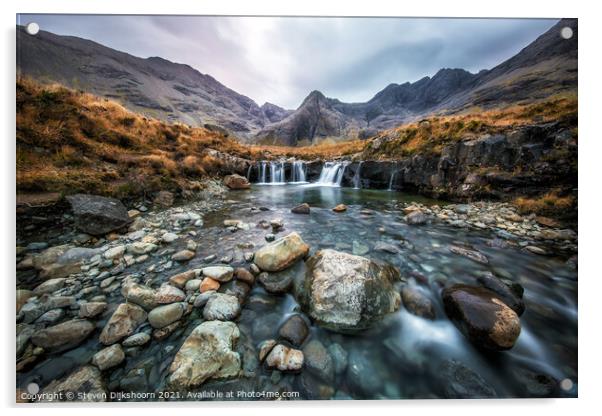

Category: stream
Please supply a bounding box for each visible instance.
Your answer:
[16,183,578,400]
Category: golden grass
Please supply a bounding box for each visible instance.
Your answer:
[513,189,576,216]
[16,77,256,198]
[363,95,578,160]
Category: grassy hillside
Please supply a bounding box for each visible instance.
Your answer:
[16,78,266,200]
[362,95,578,160]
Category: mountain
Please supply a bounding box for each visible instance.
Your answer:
[17,19,577,146]
[16,26,291,139]
[256,18,577,145]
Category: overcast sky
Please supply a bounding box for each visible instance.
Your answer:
[18,15,557,109]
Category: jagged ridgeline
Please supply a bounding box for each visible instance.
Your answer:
[17,19,576,146]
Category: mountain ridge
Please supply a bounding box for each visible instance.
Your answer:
[17,18,577,146]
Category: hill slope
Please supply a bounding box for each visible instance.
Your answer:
[16,26,291,139]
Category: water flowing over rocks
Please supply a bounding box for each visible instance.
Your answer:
[168,321,240,389]
[442,285,521,350]
[297,249,401,332]
[254,232,310,272]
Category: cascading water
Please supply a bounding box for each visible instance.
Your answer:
[258,161,267,184]
[291,161,307,183]
[388,170,397,191]
[270,161,285,184]
[246,165,252,180]
[353,161,363,189]
[316,162,349,186]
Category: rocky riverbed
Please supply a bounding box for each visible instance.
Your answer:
[16,180,577,401]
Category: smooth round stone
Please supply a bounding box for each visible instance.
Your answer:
[202,266,234,282]
[122,332,151,347]
[203,293,240,321]
[155,285,186,304]
[148,303,187,329]
[185,279,202,292]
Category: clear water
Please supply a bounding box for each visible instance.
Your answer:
[17,184,578,400]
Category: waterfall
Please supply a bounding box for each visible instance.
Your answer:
[270,161,285,184]
[258,161,267,184]
[388,170,397,191]
[291,161,307,183]
[246,165,252,181]
[316,162,349,186]
[353,161,363,189]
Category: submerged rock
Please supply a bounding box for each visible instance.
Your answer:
[332,204,347,212]
[254,232,310,272]
[99,303,147,345]
[92,344,125,370]
[442,284,521,350]
[406,210,427,225]
[439,359,497,398]
[66,194,132,236]
[401,286,435,319]
[278,314,309,346]
[258,271,294,294]
[476,272,525,316]
[291,203,310,214]
[40,366,107,402]
[265,344,304,372]
[449,245,489,264]
[298,249,401,332]
[168,321,240,389]
[31,319,95,351]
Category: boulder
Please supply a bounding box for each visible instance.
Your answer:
[122,332,151,347]
[171,250,195,262]
[332,204,347,213]
[122,283,158,310]
[278,314,309,346]
[168,321,240,389]
[401,286,435,319]
[33,278,66,295]
[439,359,497,398]
[92,344,125,370]
[258,271,293,294]
[265,344,304,372]
[234,267,255,285]
[298,249,401,332]
[202,266,234,282]
[203,293,241,321]
[66,194,132,236]
[31,319,95,351]
[406,210,427,225]
[40,366,107,402]
[476,272,525,316]
[148,303,186,328]
[99,303,147,345]
[168,270,196,288]
[224,174,251,190]
[155,284,186,304]
[442,284,521,350]
[79,302,107,318]
[254,232,310,272]
[200,277,220,293]
[302,339,335,383]
[291,203,310,214]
